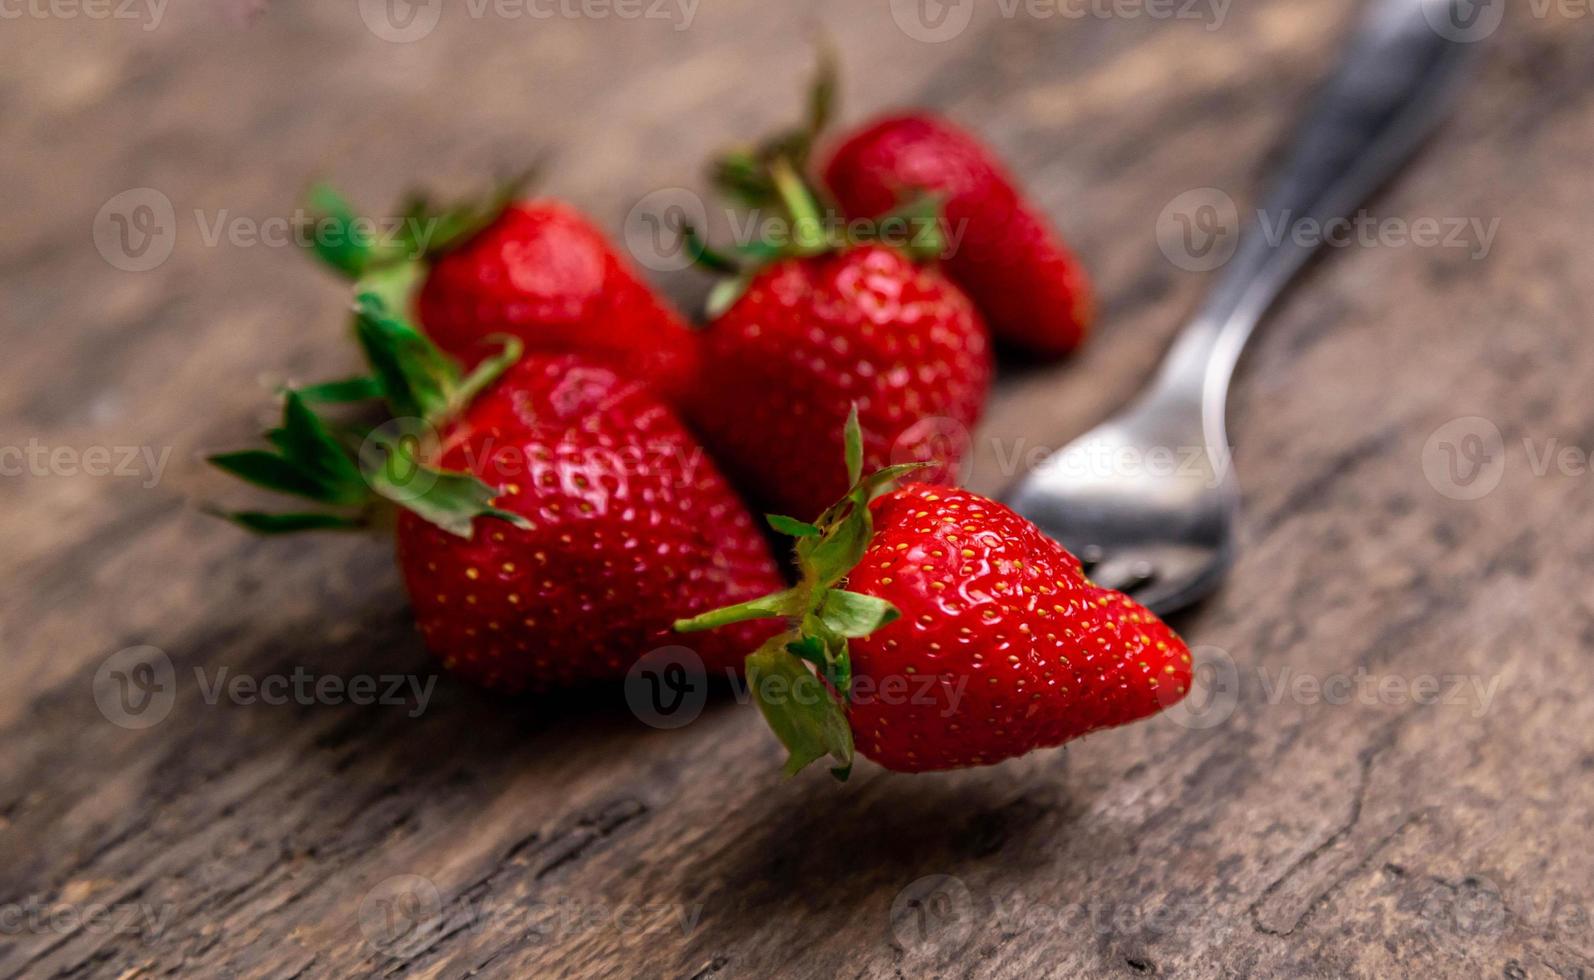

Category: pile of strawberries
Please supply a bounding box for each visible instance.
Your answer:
[213,63,1191,778]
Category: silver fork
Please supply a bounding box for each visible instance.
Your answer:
[1004,0,1479,615]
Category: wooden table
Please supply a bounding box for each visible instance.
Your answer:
[4,1,1591,976]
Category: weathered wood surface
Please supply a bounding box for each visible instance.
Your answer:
[3,1,1592,977]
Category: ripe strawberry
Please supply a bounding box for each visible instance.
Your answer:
[823,113,1095,358]
[677,412,1190,775]
[713,53,1093,357]
[417,199,698,403]
[687,156,991,520]
[304,181,697,403]
[841,484,1188,770]
[210,294,780,691]
[395,353,781,690]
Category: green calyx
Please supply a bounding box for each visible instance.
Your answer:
[673,407,926,780]
[696,50,945,319]
[692,165,947,318]
[299,167,539,281]
[710,41,838,208]
[351,291,523,424]
[206,293,528,540]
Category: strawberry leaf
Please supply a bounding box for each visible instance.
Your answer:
[707,44,837,205]
[207,450,337,503]
[745,638,853,780]
[363,434,529,539]
[817,589,900,638]
[301,183,371,278]
[804,41,839,149]
[826,641,852,701]
[208,392,368,507]
[275,392,370,502]
[683,223,741,275]
[785,634,827,668]
[766,513,820,537]
[292,376,384,405]
[709,150,776,209]
[219,510,366,534]
[352,292,521,427]
[352,292,461,423]
[673,426,935,783]
[301,169,535,279]
[870,192,947,262]
[842,404,864,487]
[852,462,932,501]
[805,500,872,589]
[418,166,540,257]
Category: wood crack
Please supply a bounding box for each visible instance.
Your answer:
[1248,724,1406,937]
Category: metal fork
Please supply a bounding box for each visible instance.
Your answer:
[1004,0,1479,614]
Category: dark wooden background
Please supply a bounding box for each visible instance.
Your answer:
[3,1,1592,976]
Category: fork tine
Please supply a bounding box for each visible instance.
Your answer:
[1124,560,1224,617]
[1087,554,1154,594]
[1123,577,1180,617]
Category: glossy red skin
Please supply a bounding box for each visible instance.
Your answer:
[395,354,782,692]
[687,246,992,521]
[417,200,698,404]
[823,114,1095,357]
[844,485,1191,772]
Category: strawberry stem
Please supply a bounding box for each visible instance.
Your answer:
[673,586,807,632]
[206,295,528,540]
[769,158,829,256]
[300,166,539,279]
[673,406,928,780]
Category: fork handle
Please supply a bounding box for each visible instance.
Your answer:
[1150,0,1478,430]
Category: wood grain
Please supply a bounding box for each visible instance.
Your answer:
[2,1,1592,977]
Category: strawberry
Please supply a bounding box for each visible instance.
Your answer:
[687,157,992,521]
[209,294,780,691]
[302,180,697,403]
[394,354,781,690]
[822,113,1095,357]
[416,199,698,402]
[677,411,1190,775]
[714,53,1093,357]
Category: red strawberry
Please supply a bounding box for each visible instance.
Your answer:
[304,183,696,403]
[687,147,991,520]
[823,113,1095,357]
[417,200,698,403]
[689,243,991,521]
[210,294,780,691]
[677,412,1189,775]
[842,484,1187,770]
[396,353,780,690]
